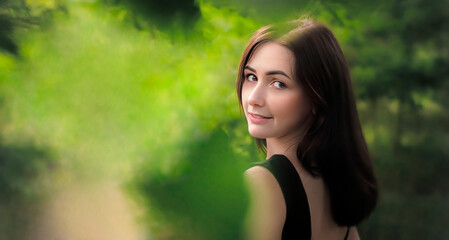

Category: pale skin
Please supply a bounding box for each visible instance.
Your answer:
[242,42,360,240]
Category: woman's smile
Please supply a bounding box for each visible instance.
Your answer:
[248,112,273,123]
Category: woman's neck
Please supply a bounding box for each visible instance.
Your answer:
[265,115,314,160]
[266,135,301,162]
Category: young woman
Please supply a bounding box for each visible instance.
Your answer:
[236,19,378,240]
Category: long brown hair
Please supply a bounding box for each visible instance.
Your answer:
[236,19,377,226]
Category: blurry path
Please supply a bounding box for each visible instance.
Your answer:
[27,180,148,240]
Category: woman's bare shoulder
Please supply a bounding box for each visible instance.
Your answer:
[244,166,276,184]
[244,166,284,199]
[244,166,286,240]
[348,226,361,240]
[244,166,285,208]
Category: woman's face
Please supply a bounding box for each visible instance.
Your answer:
[242,42,312,141]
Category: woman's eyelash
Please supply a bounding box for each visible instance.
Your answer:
[245,73,257,81]
[244,74,287,89]
[273,81,287,89]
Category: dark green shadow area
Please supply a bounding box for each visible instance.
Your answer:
[0,140,55,240]
[100,0,201,38]
[133,126,249,240]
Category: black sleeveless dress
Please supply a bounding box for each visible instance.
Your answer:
[251,154,350,240]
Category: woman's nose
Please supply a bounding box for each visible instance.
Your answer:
[247,83,265,107]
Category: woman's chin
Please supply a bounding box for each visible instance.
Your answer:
[248,129,268,139]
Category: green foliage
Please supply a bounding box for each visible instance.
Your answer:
[0,142,52,202]
[0,0,65,54]
[340,1,449,239]
[133,127,249,239]
[100,0,200,32]
[0,142,55,240]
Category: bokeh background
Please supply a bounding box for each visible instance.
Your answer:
[0,0,448,239]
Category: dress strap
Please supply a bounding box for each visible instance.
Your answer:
[344,226,350,240]
[251,154,311,240]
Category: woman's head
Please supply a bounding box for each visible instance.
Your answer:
[237,19,353,151]
[241,41,313,143]
[237,19,377,226]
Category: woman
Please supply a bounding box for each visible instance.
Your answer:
[237,19,378,240]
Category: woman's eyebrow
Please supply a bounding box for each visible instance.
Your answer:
[245,65,291,80]
[244,65,257,73]
[266,70,291,79]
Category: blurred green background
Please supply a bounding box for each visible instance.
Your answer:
[0,0,448,239]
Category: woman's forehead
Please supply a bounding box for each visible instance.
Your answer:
[246,42,294,74]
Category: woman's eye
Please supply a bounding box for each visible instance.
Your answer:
[273,81,286,89]
[246,74,257,82]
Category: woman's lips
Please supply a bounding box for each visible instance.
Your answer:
[248,113,272,124]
